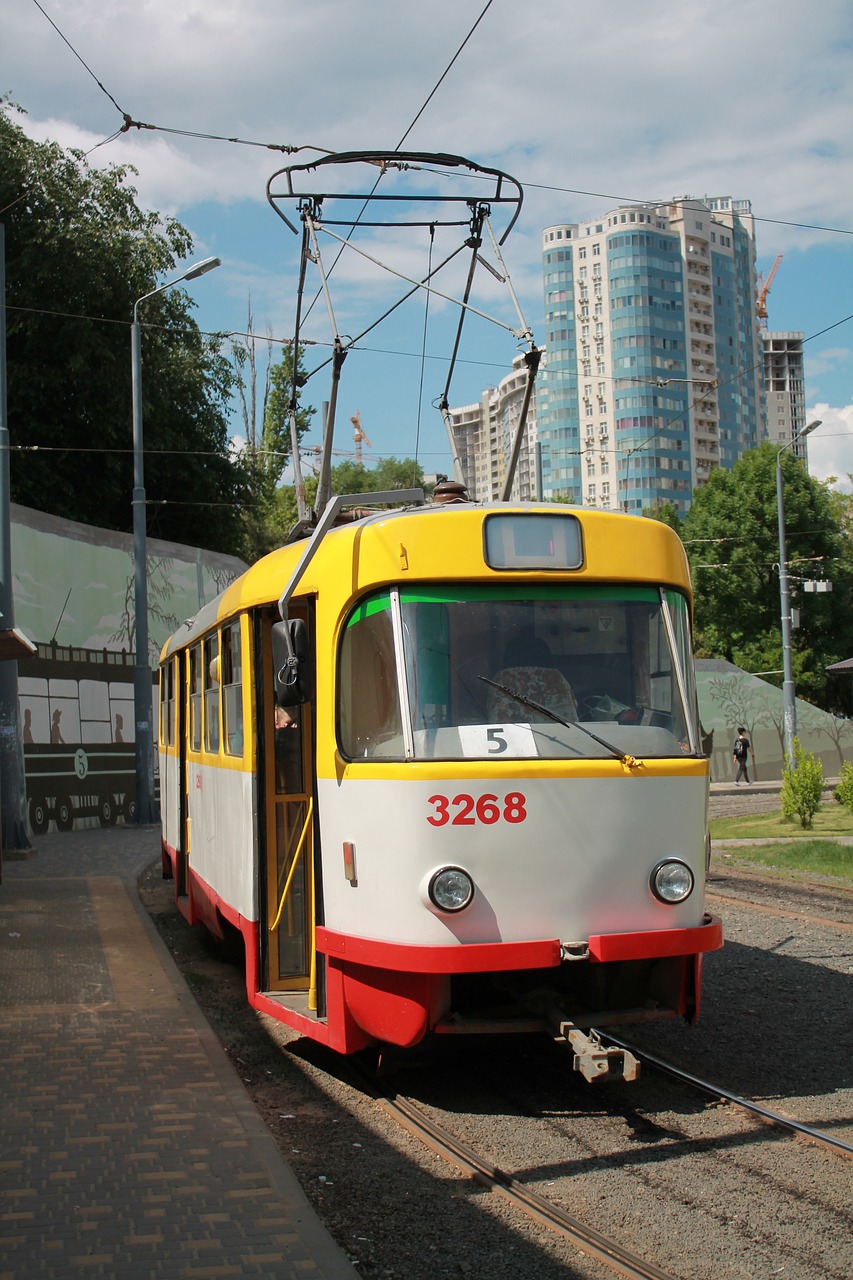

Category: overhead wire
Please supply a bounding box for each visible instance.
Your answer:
[24,0,853,249]
[29,0,126,119]
[26,0,852,247]
[19,0,853,494]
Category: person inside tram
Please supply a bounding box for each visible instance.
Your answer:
[488,632,579,724]
[274,702,302,793]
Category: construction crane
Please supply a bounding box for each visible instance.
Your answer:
[757,253,783,329]
[350,410,372,466]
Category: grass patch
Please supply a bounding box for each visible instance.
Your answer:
[710,806,853,840]
[714,840,853,883]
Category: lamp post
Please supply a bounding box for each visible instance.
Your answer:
[131,256,221,823]
[777,417,821,769]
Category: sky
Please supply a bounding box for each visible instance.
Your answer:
[5,0,853,489]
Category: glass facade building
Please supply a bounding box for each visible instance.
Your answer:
[539,197,763,514]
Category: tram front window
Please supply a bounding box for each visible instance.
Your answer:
[338,584,699,761]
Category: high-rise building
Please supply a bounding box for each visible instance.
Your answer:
[447,353,541,501]
[763,332,807,458]
[537,196,763,513]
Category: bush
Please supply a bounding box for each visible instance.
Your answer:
[834,761,853,815]
[780,738,824,829]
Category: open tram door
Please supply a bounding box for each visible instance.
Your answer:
[259,605,319,1013]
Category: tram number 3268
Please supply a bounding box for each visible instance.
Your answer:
[427,793,527,826]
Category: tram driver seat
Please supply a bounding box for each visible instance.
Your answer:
[487,634,579,725]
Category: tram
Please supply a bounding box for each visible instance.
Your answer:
[158,491,721,1080]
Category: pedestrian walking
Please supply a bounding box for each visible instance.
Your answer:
[732,726,751,784]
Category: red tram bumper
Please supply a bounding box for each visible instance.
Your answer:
[316,915,722,971]
[315,916,723,1050]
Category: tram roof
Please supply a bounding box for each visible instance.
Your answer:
[160,502,691,658]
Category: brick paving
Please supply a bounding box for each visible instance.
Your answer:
[0,826,358,1280]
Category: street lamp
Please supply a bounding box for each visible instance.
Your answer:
[131,256,221,823]
[777,417,821,768]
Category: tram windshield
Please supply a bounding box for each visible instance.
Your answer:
[338,583,700,761]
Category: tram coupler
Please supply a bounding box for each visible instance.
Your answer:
[559,1023,641,1083]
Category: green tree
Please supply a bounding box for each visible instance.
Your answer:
[264,345,315,483]
[682,444,853,706]
[834,761,853,815]
[780,736,824,829]
[643,500,683,534]
[234,339,316,562]
[328,456,428,496]
[266,456,429,553]
[1,100,250,553]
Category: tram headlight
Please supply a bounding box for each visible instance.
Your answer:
[428,866,475,913]
[650,859,694,904]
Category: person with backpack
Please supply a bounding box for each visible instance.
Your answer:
[732,726,751,784]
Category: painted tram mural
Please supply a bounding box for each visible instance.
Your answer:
[18,642,143,833]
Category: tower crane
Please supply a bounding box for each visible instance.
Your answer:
[757,253,783,329]
[350,410,372,466]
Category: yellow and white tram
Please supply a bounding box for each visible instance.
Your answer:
[158,495,721,1079]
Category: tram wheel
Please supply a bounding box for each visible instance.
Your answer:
[122,793,137,824]
[55,792,74,832]
[98,792,117,827]
[29,796,50,836]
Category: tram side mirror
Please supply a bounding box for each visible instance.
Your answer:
[272,619,311,707]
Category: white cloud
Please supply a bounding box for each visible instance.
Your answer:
[806,405,853,492]
[6,0,852,458]
[8,0,852,239]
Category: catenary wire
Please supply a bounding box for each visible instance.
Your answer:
[15,1,853,484]
[26,0,852,243]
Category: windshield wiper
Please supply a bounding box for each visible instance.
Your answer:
[478,675,640,766]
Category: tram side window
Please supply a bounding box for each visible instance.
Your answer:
[204,634,220,753]
[339,595,403,758]
[189,644,202,751]
[221,621,243,756]
[159,658,175,747]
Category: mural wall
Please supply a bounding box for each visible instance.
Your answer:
[11,504,246,662]
[696,659,853,783]
[11,504,247,832]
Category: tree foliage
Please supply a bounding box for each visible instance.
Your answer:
[834,760,853,815]
[643,500,683,534]
[780,737,824,829]
[260,456,430,560]
[233,338,316,562]
[681,444,853,709]
[1,100,250,554]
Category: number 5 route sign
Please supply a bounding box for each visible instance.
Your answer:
[457,723,538,758]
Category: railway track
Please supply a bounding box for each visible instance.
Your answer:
[347,1028,852,1280]
[602,1036,853,1160]
[374,1084,682,1280]
[142,858,852,1280]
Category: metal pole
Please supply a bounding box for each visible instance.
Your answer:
[776,420,821,770]
[0,223,31,855]
[776,454,796,766]
[130,256,220,824]
[131,310,155,823]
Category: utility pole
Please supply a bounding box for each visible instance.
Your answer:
[132,257,220,823]
[777,418,822,768]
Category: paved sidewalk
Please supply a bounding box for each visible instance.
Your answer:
[0,825,359,1280]
[709,779,839,820]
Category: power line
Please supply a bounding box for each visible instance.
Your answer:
[502,176,853,239]
[395,0,496,150]
[28,0,851,244]
[29,0,126,119]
